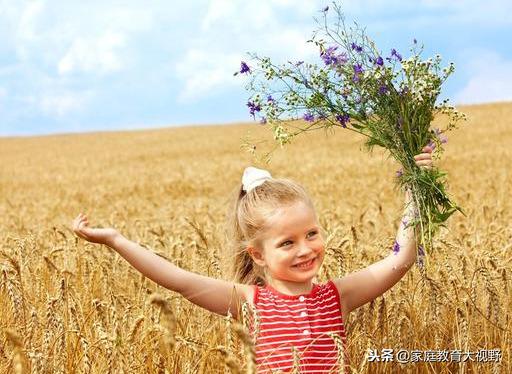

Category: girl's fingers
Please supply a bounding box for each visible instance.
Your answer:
[414,153,432,161]
[415,160,432,167]
[422,145,433,153]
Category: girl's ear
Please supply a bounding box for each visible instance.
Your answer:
[247,246,266,267]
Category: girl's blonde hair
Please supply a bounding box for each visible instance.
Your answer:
[225,177,318,286]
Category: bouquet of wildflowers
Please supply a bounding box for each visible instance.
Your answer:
[235,2,466,257]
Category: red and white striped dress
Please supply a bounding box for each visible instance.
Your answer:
[248,280,348,373]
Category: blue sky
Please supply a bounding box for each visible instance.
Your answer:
[0,0,511,137]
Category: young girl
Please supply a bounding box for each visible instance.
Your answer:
[72,146,433,373]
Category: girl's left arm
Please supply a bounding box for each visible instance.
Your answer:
[334,146,432,315]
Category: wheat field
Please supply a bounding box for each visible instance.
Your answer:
[0,102,510,373]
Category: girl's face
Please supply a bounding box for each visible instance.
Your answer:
[251,200,325,284]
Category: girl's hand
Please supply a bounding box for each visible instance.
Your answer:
[72,213,118,246]
[413,145,433,170]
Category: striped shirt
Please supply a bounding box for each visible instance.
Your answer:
[248,280,348,373]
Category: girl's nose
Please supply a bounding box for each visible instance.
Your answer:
[297,243,313,257]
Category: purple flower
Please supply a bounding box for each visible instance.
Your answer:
[321,46,348,66]
[323,5,329,12]
[247,100,261,119]
[240,61,251,74]
[396,169,403,177]
[321,46,338,65]
[259,117,267,125]
[417,254,425,269]
[267,95,275,103]
[428,140,436,150]
[418,245,425,256]
[375,56,384,66]
[379,84,388,94]
[392,240,400,255]
[303,112,315,122]
[416,245,425,269]
[352,64,363,83]
[351,42,363,52]
[335,113,350,128]
[390,48,402,62]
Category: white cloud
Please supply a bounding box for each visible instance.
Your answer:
[201,0,318,31]
[454,50,512,104]
[58,31,126,75]
[40,90,93,116]
[177,0,319,101]
[0,87,7,109]
[17,0,45,41]
[175,49,242,102]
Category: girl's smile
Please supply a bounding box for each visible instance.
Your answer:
[292,256,317,270]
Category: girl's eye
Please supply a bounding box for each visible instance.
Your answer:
[308,230,318,238]
[280,231,318,247]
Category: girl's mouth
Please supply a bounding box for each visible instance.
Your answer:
[293,257,316,270]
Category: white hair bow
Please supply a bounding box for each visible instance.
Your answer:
[242,166,272,192]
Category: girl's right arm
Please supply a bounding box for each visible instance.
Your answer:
[72,213,253,318]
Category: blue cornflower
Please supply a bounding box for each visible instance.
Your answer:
[240,61,251,74]
[247,100,261,119]
[379,84,388,94]
[392,240,400,255]
[335,113,350,128]
[303,112,315,122]
[391,48,402,62]
[375,56,384,66]
[351,42,363,52]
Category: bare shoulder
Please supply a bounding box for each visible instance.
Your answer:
[237,283,256,305]
[331,278,351,317]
